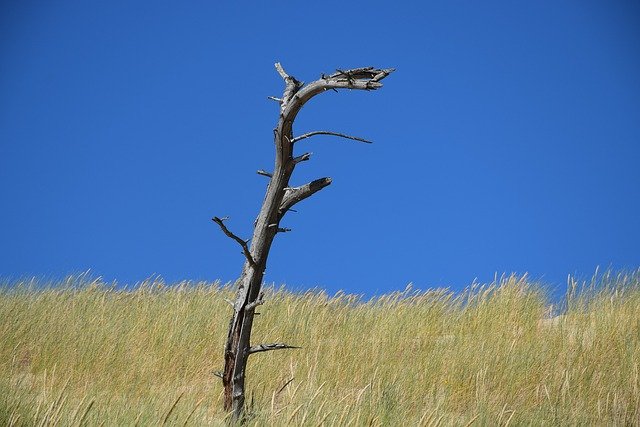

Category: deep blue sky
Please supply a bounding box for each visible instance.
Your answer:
[1,1,639,296]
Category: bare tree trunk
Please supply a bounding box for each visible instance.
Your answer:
[212,63,394,420]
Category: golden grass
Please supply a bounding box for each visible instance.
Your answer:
[1,271,639,425]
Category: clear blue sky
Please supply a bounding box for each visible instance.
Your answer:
[1,1,639,296]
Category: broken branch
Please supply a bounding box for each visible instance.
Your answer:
[279,177,332,216]
[256,169,273,178]
[275,62,290,80]
[330,67,395,81]
[283,67,394,118]
[293,152,312,164]
[212,216,255,267]
[291,131,373,144]
[248,343,301,355]
[275,62,303,110]
[245,294,264,311]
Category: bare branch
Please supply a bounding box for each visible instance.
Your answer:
[330,67,395,81]
[275,66,395,149]
[279,177,332,216]
[277,227,291,233]
[293,152,312,164]
[275,62,303,111]
[274,62,290,80]
[371,70,392,82]
[212,216,255,267]
[291,131,373,144]
[248,343,301,355]
[267,96,282,103]
[256,169,273,178]
[245,293,264,311]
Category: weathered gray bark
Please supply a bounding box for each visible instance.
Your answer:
[212,63,394,420]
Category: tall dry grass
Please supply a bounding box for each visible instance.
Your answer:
[0,271,639,425]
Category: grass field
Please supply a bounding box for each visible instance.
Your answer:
[1,271,639,426]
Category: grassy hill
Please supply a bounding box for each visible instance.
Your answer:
[1,272,639,425]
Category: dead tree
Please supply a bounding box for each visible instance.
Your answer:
[212,63,394,419]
